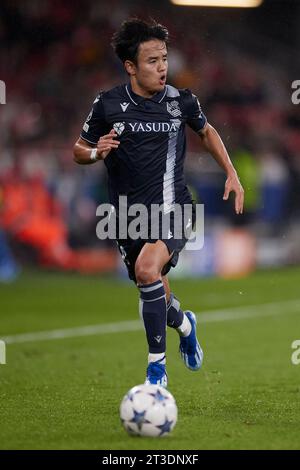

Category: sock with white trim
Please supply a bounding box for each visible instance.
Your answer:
[167,293,192,337]
[138,279,167,355]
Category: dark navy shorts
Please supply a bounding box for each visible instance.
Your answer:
[116,203,196,284]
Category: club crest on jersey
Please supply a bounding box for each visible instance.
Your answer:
[166,100,181,117]
[113,122,125,135]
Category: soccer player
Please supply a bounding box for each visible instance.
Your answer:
[73,19,244,388]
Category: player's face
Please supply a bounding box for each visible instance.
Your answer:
[133,40,168,96]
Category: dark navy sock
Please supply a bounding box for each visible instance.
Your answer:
[138,280,167,354]
[167,293,184,329]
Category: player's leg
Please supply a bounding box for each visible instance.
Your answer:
[135,240,172,387]
[162,274,203,371]
[163,275,186,330]
[162,274,171,303]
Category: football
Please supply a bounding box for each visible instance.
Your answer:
[120,384,178,437]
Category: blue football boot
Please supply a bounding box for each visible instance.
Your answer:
[179,311,203,371]
[145,359,168,388]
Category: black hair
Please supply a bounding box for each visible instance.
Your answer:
[111,18,169,65]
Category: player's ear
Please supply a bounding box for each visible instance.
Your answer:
[124,60,136,76]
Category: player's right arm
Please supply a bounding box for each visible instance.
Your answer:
[73,130,119,165]
[73,92,120,164]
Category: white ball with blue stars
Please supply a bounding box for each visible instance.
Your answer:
[120,384,177,437]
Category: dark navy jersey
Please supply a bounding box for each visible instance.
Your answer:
[80,83,207,213]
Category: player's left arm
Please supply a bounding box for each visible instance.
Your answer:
[198,123,244,215]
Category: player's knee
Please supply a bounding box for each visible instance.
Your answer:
[135,260,160,285]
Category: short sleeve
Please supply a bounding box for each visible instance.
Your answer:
[80,93,109,145]
[185,91,207,133]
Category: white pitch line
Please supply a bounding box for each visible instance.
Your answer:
[2,299,300,345]
[198,298,300,323]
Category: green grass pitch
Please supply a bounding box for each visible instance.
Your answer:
[0,267,300,450]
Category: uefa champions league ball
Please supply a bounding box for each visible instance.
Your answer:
[120,384,178,437]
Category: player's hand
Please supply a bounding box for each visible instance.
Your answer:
[96,129,120,160]
[223,171,244,214]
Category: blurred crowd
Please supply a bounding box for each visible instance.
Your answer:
[0,0,299,276]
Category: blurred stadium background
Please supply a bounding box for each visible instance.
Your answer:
[1,0,300,451]
[0,0,300,281]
